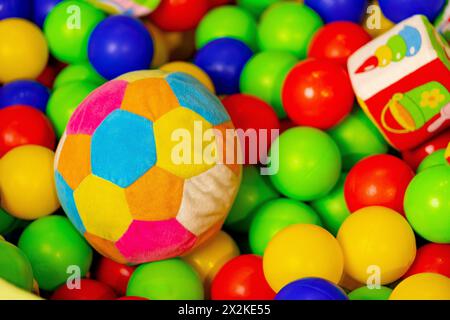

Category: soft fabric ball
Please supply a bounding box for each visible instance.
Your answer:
[54,70,242,265]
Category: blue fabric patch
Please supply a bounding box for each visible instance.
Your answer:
[91,109,156,188]
[54,172,86,235]
[165,72,230,125]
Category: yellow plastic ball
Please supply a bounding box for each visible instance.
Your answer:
[145,22,170,68]
[0,145,60,220]
[0,18,49,84]
[363,0,395,38]
[160,61,215,93]
[337,206,416,285]
[183,231,240,295]
[390,273,450,300]
[263,224,344,292]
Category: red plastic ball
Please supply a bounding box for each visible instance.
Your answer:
[209,0,233,8]
[282,59,354,130]
[150,0,210,31]
[0,105,56,157]
[116,296,149,300]
[51,279,117,300]
[222,94,280,164]
[36,65,57,89]
[403,243,450,278]
[401,130,450,171]
[94,257,135,296]
[211,254,275,300]
[344,154,415,215]
[308,22,371,67]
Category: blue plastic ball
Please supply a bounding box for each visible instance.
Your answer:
[0,80,50,112]
[0,0,32,20]
[194,38,253,95]
[379,0,446,23]
[305,0,368,23]
[275,278,349,300]
[88,15,154,80]
[33,0,62,28]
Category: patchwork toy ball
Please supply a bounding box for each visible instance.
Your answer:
[87,0,161,17]
[54,70,242,265]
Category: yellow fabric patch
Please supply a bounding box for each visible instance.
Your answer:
[84,232,128,265]
[74,175,132,241]
[56,134,91,190]
[116,70,167,83]
[125,166,184,221]
[121,78,179,122]
[154,107,215,179]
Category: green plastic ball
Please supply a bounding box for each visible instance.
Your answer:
[348,286,393,300]
[404,166,450,243]
[311,174,350,236]
[269,127,341,201]
[258,2,323,58]
[18,216,93,291]
[196,5,258,50]
[417,149,447,173]
[127,258,204,300]
[46,81,98,137]
[54,62,106,89]
[237,0,282,17]
[225,166,279,233]
[249,198,322,256]
[328,109,388,170]
[44,0,106,63]
[0,207,18,236]
[240,51,297,118]
[0,240,33,291]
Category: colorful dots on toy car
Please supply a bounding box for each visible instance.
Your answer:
[337,206,416,284]
[404,243,450,278]
[88,0,161,17]
[305,0,368,23]
[263,224,344,292]
[0,105,55,157]
[52,279,117,300]
[282,59,354,130]
[308,22,372,67]
[378,0,446,23]
[222,94,280,164]
[0,145,60,220]
[276,278,348,301]
[0,240,33,292]
[269,127,341,201]
[211,254,275,300]
[18,216,93,291]
[0,18,48,84]
[44,0,106,64]
[194,38,253,95]
[150,0,208,31]
[328,110,388,170]
[196,5,258,50]
[127,258,204,300]
[258,3,323,59]
[0,0,32,20]
[88,15,154,80]
[390,273,450,300]
[94,257,136,296]
[0,80,50,112]
[404,165,450,243]
[344,154,414,215]
[54,70,241,265]
[225,165,279,233]
[249,198,322,256]
[240,51,297,118]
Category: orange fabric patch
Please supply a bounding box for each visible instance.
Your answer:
[57,134,91,190]
[120,78,179,121]
[85,232,128,265]
[213,121,242,177]
[125,166,184,221]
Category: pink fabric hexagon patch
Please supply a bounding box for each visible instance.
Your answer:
[116,219,197,264]
[66,80,128,135]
